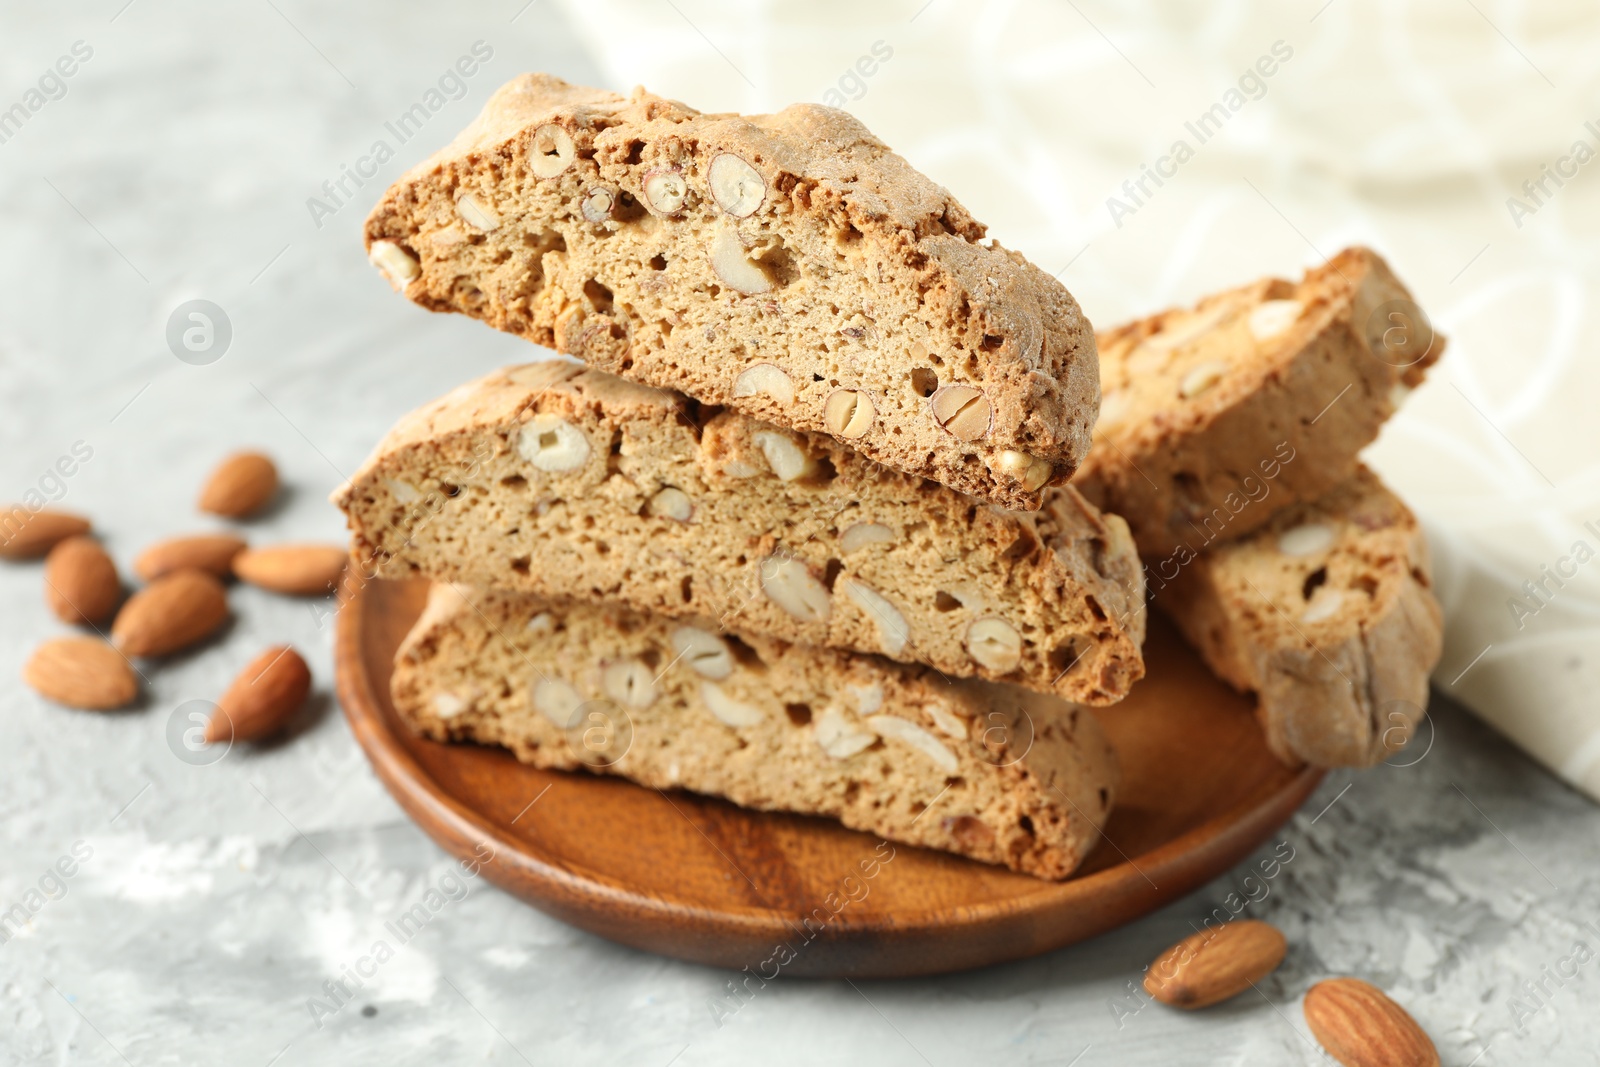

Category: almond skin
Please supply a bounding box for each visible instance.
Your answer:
[1304,978,1439,1067]
[206,645,311,743]
[233,544,347,596]
[198,452,278,518]
[24,637,138,710]
[44,536,123,626]
[111,569,230,657]
[1144,920,1288,1009]
[0,507,91,560]
[134,533,248,582]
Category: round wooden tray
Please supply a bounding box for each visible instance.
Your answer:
[335,576,1323,978]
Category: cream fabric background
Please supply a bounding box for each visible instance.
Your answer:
[553,0,1600,798]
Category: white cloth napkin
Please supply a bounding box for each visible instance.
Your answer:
[552,0,1600,800]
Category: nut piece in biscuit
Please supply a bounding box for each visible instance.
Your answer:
[966,617,1023,672]
[1299,588,1346,625]
[752,431,817,482]
[1179,361,1227,399]
[844,580,909,655]
[866,714,958,772]
[1143,303,1232,353]
[814,706,877,759]
[670,626,733,679]
[824,389,875,438]
[647,487,693,522]
[518,415,590,472]
[533,677,583,728]
[710,226,773,295]
[369,241,419,288]
[925,703,968,739]
[1278,522,1336,557]
[759,555,831,623]
[732,363,794,405]
[1248,299,1302,341]
[455,193,500,231]
[839,522,894,554]
[580,185,616,223]
[707,153,766,217]
[643,166,687,214]
[995,449,1052,491]
[929,385,993,441]
[701,681,764,726]
[602,658,656,709]
[529,124,575,178]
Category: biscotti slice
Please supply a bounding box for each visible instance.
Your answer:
[1073,247,1443,562]
[333,361,1147,705]
[362,72,1099,510]
[1156,466,1443,768]
[392,583,1119,880]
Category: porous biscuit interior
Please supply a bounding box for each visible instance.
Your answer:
[1076,247,1444,559]
[392,583,1119,880]
[1157,466,1444,767]
[335,361,1147,705]
[363,73,1099,510]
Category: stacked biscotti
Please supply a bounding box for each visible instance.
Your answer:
[341,71,1447,882]
[339,74,1147,880]
[1074,247,1446,768]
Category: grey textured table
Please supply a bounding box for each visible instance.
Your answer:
[2,4,1597,1064]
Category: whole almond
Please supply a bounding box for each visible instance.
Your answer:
[198,451,278,518]
[135,533,248,581]
[111,569,230,657]
[206,645,311,743]
[1144,920,1287,1009]
[24,637,138,710]
[1304,978,1439,1067]
[233,543,347,596]
[44,536,123,626]
[0,507,91,560]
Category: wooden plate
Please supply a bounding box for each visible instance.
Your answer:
[336,576,1323,978]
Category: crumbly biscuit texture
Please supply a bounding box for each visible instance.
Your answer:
[333,361,1146,705]
[1074,247,1444,561]
[364,73,1100,510]
[1156,467,1443,768]
[392,583,1119,880]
